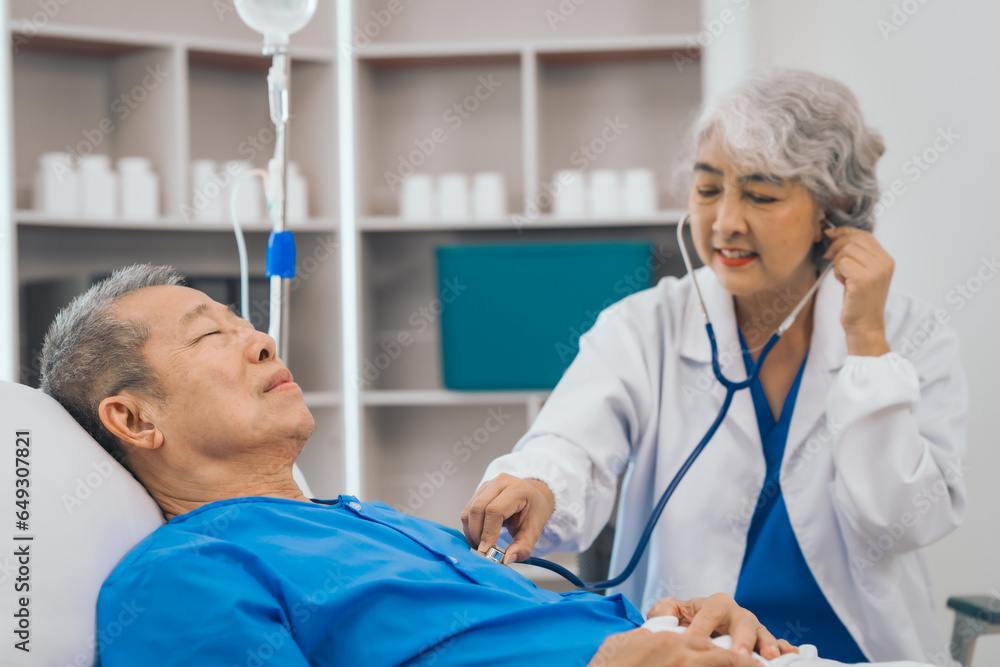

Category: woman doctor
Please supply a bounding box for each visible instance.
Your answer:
[462,69,967,664]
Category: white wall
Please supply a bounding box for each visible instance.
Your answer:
[701,1,1000,664]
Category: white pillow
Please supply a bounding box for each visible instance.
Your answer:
[0,381,165,666]
[0,381,316,666]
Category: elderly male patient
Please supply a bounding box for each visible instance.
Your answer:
[40,265,858,666]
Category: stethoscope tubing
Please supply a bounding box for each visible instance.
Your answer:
[521,213,831,592]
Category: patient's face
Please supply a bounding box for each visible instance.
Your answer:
[113,285,315,466]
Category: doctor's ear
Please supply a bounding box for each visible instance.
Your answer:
[98,393,163,452]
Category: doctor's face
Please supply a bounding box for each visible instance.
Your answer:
[113,285,315,465]
[688,134,825,298]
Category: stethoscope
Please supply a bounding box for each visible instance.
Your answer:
[483,213,835,591]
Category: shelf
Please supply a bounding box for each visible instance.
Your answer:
[359,210,685,232]
[15,211,337,233]
[362,389,548,407]
[356,57,523,217]
[9,21,175,52]
[535,34,701,59]
[8,21,334,62]
[537,54,701,214]
[357,35,701,63]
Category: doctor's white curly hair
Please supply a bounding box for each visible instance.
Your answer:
[685,68,886,237]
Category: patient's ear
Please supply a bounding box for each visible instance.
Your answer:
[98,393,163,451]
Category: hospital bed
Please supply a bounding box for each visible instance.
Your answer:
[0,379,991,666]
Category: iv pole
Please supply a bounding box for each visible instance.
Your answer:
[234,0,318,362]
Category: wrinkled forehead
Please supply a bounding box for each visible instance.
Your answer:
[111,285,212,342]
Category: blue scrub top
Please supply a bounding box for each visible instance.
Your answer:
[96,496,643,666]
[733,331,868,663]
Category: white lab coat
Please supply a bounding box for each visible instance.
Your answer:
[482,266,967,665]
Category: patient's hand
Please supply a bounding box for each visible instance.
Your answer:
[647,594,798,661]
[588,628,759,667]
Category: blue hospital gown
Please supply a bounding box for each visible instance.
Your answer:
[96,496,643,666]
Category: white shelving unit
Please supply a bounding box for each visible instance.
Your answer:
[4,0,703,589]
[5,0,344,491]
[348,1,704,589]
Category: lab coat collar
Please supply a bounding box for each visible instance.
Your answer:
[676,266,848,452]
[677,265,847,373]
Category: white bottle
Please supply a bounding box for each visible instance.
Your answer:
[400,174,435,221]
[118,157,160,221]
[191,159,224,222]
[438,173,470,220]
[34,152,78,217]
[622,168,657,218]
[224,160,263,222]
[79,154,119,220]
[588,169,620,219]
[472,172,507,220]
[552,170,585,219]
[286,162,309,224]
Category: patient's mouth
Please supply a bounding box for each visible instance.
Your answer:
[264,369,294,393]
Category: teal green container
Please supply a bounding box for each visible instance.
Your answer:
[436,241,653,390]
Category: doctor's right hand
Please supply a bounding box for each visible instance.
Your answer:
[461,473,555,564]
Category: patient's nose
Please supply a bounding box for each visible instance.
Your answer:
[248,329,277,363]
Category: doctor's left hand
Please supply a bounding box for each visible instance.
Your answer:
[648,593,798,660]
[823,226,893,356]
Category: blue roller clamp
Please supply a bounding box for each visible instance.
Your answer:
[266,230,297,279]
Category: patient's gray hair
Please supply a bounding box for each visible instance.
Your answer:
[684,67,885,243]
[39,264,184,471]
